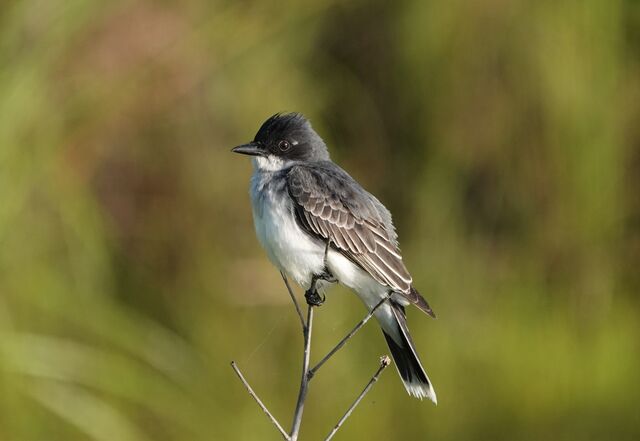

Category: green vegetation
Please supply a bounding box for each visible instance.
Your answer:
[1,0,639,439]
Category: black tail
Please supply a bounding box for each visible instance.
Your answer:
[381,303,437,403]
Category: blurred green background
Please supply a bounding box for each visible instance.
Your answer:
[1,0,640,440]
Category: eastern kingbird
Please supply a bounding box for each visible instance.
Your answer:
[232,113,437,403]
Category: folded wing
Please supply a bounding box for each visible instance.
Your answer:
[287,163,433,317]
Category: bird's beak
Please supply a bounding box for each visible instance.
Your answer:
[231,142,266,157]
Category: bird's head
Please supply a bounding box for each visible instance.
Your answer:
[232,113,329,171]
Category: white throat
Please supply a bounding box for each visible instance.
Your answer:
[253,155,288,172]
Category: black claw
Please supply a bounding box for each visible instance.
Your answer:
[305,289,325,307]
[322,274,337,284]
[318,271,336,284]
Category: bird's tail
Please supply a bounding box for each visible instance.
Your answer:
[377,302,437,404]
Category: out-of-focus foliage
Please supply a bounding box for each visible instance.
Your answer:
[1,0,639,440]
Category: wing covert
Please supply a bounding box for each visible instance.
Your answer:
[287,163,412,293]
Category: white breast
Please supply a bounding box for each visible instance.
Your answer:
[250,170,325,288]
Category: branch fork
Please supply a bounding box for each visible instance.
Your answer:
[231,272,392,441]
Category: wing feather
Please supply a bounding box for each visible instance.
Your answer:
[287,163,418,299]
[353,223,376,253]
[327,222,349,250]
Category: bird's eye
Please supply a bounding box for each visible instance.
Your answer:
[278,140,291,151]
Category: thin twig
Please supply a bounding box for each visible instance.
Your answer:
[230,361,290,440]
[232,279,391,441]
[289,305,314,441]
[309,293,392,377]
[281,272,306,329]
[324,356,392,441]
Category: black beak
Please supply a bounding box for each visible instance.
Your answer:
[231,142,265,157]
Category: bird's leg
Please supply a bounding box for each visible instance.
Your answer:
[304,240,336,307]
[322,240,337,283]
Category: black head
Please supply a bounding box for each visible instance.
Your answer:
[232,113,329,168]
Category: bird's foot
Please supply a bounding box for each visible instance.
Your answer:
[304,289,325,307]
[304,270,334,307]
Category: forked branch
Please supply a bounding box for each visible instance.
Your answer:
[231,275,391,440]
[309,292,392,378]
[289,304,313,439]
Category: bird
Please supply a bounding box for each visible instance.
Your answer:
[232,113,437,403]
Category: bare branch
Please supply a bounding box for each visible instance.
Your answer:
[230,361,290,440]
[289,305,314,441]
[324,356,392,441]
[281,272,306,329]
[232,278,391,440]
[309,293,392,377]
